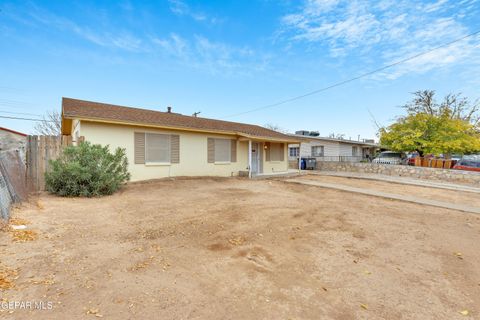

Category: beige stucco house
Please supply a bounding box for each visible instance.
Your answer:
[61,98,299,182]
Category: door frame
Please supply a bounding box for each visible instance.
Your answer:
[251,142,260,175]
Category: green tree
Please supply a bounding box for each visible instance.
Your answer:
[45,142,130,197]
[380,91,480,156]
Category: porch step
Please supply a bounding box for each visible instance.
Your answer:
[252,171,303,180]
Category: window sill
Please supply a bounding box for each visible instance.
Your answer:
[214,161,231,165]
[145,162,171,166]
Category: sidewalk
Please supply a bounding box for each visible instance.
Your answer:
[285,178,480,215]
[309,170,480,194]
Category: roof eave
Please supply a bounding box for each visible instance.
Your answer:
[63,115,298,142]
[289,134,378,146]
[236,133,301,143]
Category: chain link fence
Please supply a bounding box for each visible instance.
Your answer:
[0,170,12,220]
[0,150,27,220]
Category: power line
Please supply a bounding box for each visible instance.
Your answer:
[0,98,36,106]
[222,29,480,119]
[0,110,43,117]
[0,86,22,92]
[0,115,54,122]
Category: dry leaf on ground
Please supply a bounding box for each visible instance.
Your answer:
[9,217,30,226]
[0,266,18,290]
[11,230,38,242]
[228,236,246,246]
[86,308,103,317]
[36,200,45,210]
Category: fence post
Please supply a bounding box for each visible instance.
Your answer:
[33,135,39,191]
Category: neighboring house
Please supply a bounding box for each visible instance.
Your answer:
[61,98,299,181]
[288,131,379,165]
[0,127,27,155]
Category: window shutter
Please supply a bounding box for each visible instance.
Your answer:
[231,140,237,162]
[207,138,215,163]
[265,142,271,161]
[134,132,145,164]
[171,135,180,163]
[279,143,285,161]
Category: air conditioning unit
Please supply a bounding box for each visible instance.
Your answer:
[295,130,310,136]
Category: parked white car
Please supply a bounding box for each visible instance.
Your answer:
[372,151,406,165]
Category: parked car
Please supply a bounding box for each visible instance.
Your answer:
[372,151,407,165]
[407,153,419,166]
[451,154,463,162]
[453,155,480,172]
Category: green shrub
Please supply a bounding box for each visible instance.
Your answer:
[45,142,130,197]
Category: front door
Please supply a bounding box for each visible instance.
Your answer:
[251,142,259,175]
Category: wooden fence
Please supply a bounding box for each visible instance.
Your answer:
[25,135,77,192]
[414,157,456,169]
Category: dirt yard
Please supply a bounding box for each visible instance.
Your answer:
[1,176,479,319]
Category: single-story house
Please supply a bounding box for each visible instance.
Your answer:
[0,127,27,154]
[288,131,379,167]
[61,98,300,181]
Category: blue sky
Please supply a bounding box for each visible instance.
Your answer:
[1,0,479,140]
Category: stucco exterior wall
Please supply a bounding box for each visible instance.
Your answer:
[262,145,288,174]
[79,121,288,181]
[72,119,81,144]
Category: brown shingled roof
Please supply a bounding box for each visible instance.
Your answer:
[62,98,297,142]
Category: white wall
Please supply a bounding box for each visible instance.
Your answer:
[289,140,341,159]
[339,143,354,157]
[288,139,374,161]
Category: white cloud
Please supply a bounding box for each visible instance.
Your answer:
[168,0,217,23]
[8,3,260,75]
[26,6,145,52]
[282,0,382,53]
[281,0,479,79]
[304,0,341,15]
[423,0,448,13]
[152,33,189,58]
[152,34,261,75]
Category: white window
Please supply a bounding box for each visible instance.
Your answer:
[270,143,283,161]
[352,146,359,156]
[214,138,231,162]
[289,147,299,157]
[311,146,324,157]
[146,133,171,163]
